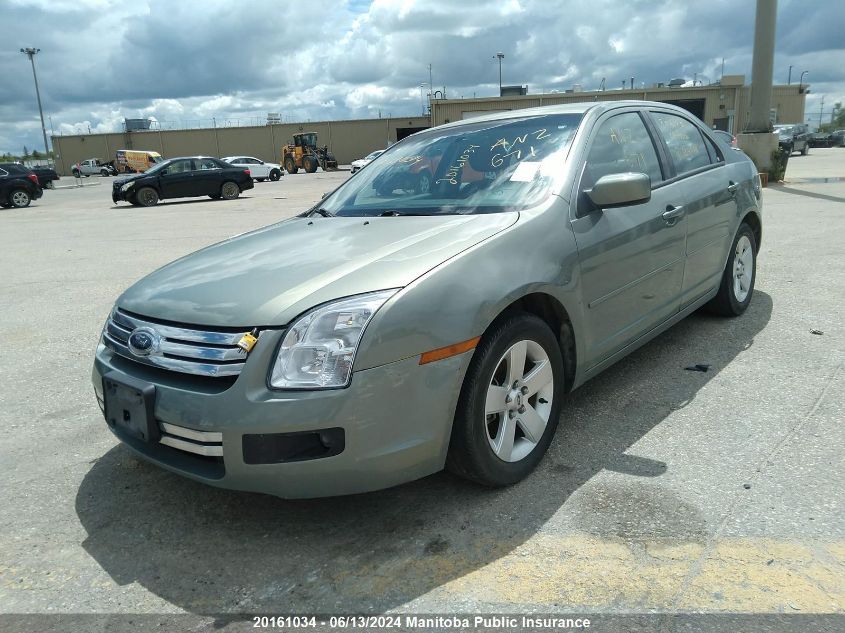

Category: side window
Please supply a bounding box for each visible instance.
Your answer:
[198,158,220,170]
[651,112,712,175]
[168,159,193,174]
[582,111,663,191]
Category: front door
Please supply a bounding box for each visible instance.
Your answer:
[158,159,196,198]
[571,110,687,367]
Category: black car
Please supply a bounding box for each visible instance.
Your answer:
[774,123,811,155]
[112,156,255,206]
[0,165,43,208]
[0,162,58,189]
[828,130,844,147]
[808,132,834,148]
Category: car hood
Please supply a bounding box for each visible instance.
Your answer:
[114,173,146,185]
[118,213,518,327]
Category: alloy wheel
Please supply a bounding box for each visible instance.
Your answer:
[484,339,554,462]
[733,235,753,303]
[11,190,30,207]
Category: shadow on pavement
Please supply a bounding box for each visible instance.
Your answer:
[76,292,772,614]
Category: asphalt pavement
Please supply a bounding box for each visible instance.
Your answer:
[0,151,843,630]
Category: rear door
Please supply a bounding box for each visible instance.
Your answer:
[571,109,688,366]
[158,159,196,198]
[648,110,738,308]
[192,158,225,196]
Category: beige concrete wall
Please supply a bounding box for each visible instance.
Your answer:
[51,117,430,175]
[432,84,806,132]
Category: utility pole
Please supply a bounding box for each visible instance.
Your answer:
[20,47,50,156]
[746,0,778,132]
[819,95,825,129]
[495,52,504,95]
[787,64,793,85]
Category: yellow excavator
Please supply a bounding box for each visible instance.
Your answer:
[281,132,338,174]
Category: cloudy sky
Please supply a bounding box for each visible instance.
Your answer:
[1,0,844,155]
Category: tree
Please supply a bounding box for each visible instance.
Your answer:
[31,149,42,159]
[22,146,30,158]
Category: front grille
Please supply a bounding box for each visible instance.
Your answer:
[103,308,257,378]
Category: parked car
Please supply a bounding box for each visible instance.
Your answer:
[350,149,386,174]
[774,123,810,155]
[0,165,43,208]
[0,162,58,189]
[72,158,117,177]
[712,130,737,147]
[93,102,762,498]
[808,132,833,148]
[830,130,845,147]
[111,156,254,206]
[221,156,283,182]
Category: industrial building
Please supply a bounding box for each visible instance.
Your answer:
[50,75,806,175]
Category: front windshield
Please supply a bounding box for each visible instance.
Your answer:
[364,150,383,160]
[320,113,582,216]
[775,125,794,135]
[151,155,163,163]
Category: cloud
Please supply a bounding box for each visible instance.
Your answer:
[1,0,843,154]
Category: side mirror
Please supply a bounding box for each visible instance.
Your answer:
[260,160,265,165]
[587,172,651,208]
[160,169,169,176]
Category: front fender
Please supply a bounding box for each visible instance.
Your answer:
[354,199,585,376]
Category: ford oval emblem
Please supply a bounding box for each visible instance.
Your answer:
[127,326,161,357]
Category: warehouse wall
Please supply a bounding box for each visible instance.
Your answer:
[51,116,431,176]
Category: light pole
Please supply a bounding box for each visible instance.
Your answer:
[787,64,793,85]
[20,48,50,157]
[799,70,808,93]
[495,52,504,95]
[819,95,825,129]
[419,83,428,116]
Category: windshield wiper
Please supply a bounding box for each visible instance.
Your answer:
[307,208,334,217]
[379,210,406,216]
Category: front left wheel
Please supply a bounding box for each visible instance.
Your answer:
[447,313,564,487]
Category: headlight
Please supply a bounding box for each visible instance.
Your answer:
[120,181,135,191]
[269,290,397,389]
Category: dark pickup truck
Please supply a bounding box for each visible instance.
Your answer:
[0,162,59,189]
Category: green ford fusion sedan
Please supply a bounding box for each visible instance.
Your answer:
[92,101,762,498]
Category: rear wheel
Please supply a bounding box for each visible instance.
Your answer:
[10,189,32,208]
[705,223,757,316]
[100,169,111,177]
[220,181,240,200]
[136,187,159,207]
[284,157,298,175]
[269,169,281,181]
[447,313,564,487]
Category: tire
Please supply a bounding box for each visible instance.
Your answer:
[705,223,757,317]
[446,313,564,487]
[220,181,240,200]
[135,187,159,207]
[785,143,794,156]
[304,156,318,173]
[100,169,111,177]
[416,170,432,194]
[269,169,281,181]
[9,189,32,208]
[284,157,298,175]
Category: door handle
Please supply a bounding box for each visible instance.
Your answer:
[662,205,685,224]
[727,181,739,195]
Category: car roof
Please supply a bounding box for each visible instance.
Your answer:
[432,100,705,131]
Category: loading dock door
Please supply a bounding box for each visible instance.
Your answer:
[396,127,428,141]
[660,99,706,122]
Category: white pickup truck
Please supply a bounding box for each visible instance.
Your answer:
[72,158,117,177]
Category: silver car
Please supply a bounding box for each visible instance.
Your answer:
[92,101,762,498]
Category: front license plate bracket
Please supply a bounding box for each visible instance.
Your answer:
[102,372,160,443]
